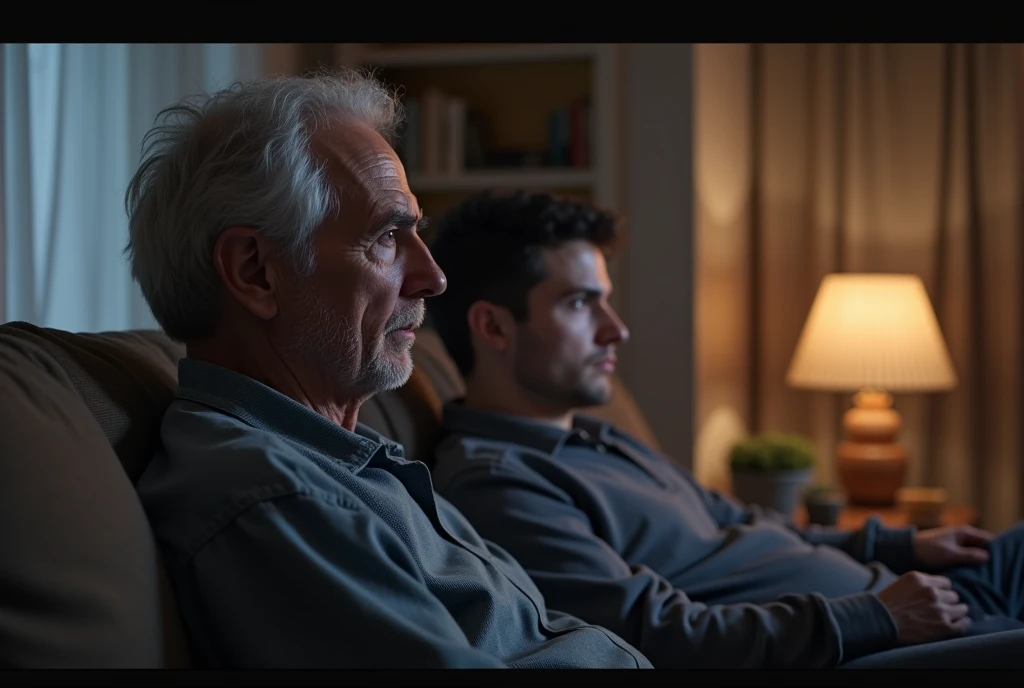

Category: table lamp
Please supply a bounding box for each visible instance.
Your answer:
[785,274,957,505]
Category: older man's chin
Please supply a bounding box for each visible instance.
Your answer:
[370,349,416,394]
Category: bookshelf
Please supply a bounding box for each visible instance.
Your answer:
[407,169,596,192]
[334,43,621,222]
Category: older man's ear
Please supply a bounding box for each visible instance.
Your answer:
[212,226,281,322]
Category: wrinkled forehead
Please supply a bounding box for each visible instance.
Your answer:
[311,120,419,231]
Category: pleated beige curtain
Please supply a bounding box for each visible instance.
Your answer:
[693,43,1023,531]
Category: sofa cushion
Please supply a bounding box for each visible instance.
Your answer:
[412,328,467,403]
[0,323,185,483]
[360,365,444,465]
[0,321,188,667]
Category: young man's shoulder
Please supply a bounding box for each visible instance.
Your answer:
[431,428,587,506]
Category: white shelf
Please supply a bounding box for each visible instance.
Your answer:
[355,43,601,69]
[407,169,595,192]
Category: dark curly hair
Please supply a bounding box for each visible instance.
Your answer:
[426,189,623,378]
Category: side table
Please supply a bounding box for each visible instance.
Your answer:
[792,503,978,530]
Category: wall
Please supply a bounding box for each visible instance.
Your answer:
[618,43,695,469]
[691,43,755,492]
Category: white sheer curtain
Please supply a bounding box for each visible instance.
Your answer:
[0,43,265,332]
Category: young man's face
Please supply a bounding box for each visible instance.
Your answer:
[510,239,630,409]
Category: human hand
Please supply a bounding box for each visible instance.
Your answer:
[876,571,971,645]
[914,525,993,570]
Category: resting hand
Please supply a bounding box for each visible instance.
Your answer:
[913,525,993,570]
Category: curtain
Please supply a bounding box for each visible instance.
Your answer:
[694,43,1023,531]
[0,43,265,333]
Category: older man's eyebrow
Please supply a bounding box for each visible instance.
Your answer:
[369,209,428,236]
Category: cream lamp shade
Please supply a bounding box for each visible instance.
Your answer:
[786,273,957,393]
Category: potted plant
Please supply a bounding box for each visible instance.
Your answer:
[729,433,816,518]
[803,484,846,527]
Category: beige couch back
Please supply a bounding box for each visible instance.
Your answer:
[0,321,658,667]
[0,322,187,668]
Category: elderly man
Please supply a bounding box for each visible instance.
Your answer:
[124,72,651,670]
[425,188,1024,670]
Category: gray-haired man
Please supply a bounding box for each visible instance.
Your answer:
[125,71,651,670]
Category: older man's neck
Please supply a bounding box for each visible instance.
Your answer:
[186,337,364,432]
[463,376,573,431]
[305,398,363,432]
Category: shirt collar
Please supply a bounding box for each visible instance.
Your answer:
[440,399,614,456]
[175,357,405,473]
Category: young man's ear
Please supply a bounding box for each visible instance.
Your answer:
[466,301,516,354]
[212,226,282,321]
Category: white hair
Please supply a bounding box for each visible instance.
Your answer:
[124,68,404,340]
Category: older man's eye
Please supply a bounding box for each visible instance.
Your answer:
[378,230,397,247]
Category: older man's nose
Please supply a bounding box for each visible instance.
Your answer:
[402,234,447,298]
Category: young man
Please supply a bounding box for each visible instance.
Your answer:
[426,189,1024,669]
[124,73,650,669]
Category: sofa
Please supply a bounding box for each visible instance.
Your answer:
[0,321,659,668]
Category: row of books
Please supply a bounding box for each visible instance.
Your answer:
[396,87,592,176]
[547,98,591,169]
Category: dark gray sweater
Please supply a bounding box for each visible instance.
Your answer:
[432,401,916,669]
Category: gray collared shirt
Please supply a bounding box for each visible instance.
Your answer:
[431,401,913,669]
[136,359,651,669]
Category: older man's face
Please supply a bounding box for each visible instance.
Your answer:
[278,121,446,399]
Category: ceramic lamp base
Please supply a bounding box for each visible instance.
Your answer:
[837,441,907,505]
[836,390,908,506]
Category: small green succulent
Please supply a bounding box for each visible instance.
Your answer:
[729,433,817,473]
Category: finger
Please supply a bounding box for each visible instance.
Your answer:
[959,526,994,545]
[936,588,961,606]
[949,616,972,635]
[926,574,954,589]
[945,603,971,621]
[954,546,991,564]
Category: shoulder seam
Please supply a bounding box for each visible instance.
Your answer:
[446,456,578,505]
[182,483,362,558]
